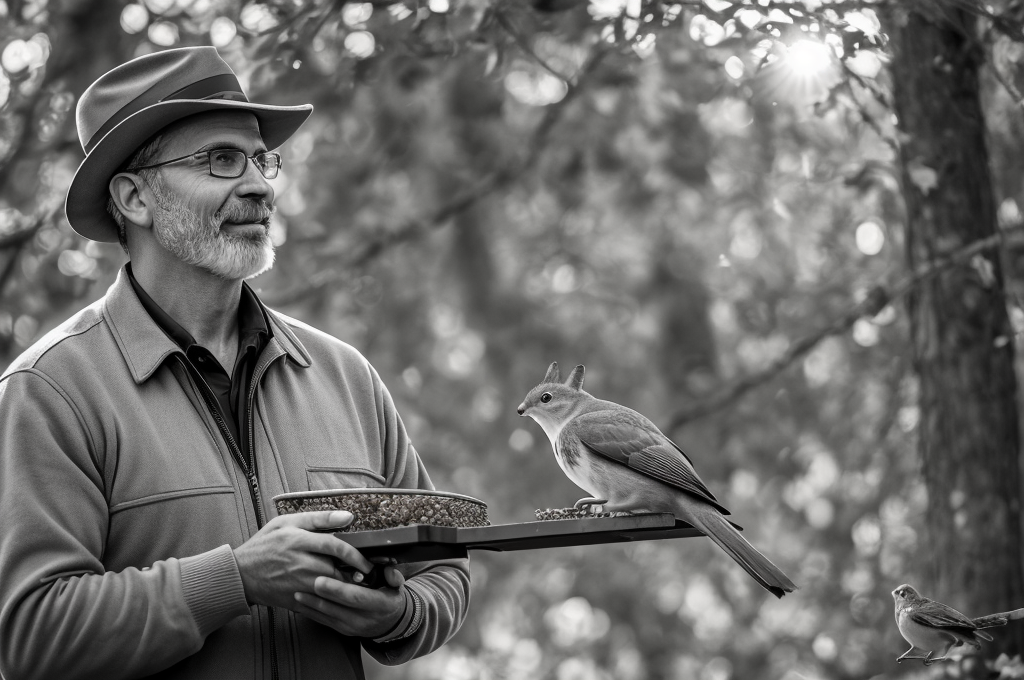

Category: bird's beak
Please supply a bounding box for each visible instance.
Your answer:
[516,403,526,416]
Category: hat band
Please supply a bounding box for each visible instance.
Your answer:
[84,73,246,154]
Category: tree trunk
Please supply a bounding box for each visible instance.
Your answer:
[885,1,1024,663]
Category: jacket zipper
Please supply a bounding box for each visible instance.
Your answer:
[246,358,281,680]
[175,355,281,680]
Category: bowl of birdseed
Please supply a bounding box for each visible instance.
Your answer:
[272,488,490,532]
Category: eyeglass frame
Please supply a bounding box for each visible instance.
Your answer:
[125,147,283,179]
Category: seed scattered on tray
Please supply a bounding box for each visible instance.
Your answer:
[534,508,635,521]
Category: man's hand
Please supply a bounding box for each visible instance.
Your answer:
[292,564,408,639]
[233,511,373,610]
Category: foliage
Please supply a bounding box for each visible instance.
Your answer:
[4,1,1024,679]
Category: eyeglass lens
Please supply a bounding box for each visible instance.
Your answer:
[209,150,280,179]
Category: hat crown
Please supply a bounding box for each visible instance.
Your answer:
[76,47,245,154]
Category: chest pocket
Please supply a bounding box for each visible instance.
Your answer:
[107,373,235,514]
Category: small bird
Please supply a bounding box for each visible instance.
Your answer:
[517,362,797,598]
[892,584,1024,665]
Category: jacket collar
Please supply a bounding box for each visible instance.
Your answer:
[264,308,312,369]
[103,265,310,384]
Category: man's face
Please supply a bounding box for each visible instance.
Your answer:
[144,110,276,280]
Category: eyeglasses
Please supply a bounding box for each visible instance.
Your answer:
[126,148,282,179]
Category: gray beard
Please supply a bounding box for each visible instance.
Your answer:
[150,185,275,281]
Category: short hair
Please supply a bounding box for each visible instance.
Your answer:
[105,133,164,256]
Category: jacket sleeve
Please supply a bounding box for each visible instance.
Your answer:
[0,369,250,680]
[360,366,472,665]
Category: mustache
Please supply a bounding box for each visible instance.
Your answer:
[216,201,274,226]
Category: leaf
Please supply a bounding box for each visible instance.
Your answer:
[907,161,939,195]
[704,0,734,11]
[844,49,882,78]
[484,45,500,76]
[971,254,996,287]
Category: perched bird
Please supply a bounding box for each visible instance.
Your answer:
[517,362,797,598]
[892,584,1024,665]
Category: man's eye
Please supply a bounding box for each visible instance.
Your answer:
[211,151,238,165]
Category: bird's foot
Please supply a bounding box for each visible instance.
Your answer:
[573,498,609,514]
[897,648,927,664]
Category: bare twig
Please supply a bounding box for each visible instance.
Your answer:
[666,227,1023,430]
[984,30,1024,107]
[254,0,323,38]
[990,55,1024,104]
[835,69,900,154]
[495,10,571,82]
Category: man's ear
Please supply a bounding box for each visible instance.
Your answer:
[109,173,154,229]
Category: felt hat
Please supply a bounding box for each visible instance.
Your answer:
[65,46,312,242]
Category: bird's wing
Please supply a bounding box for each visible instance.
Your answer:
[909,600,978,631]
[574,409,729,513]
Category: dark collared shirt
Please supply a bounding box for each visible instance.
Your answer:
[126,263,270,455]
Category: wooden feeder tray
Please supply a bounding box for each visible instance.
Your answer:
[338,512,715,564]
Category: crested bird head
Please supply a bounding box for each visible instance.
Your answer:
[517,362,589,444]
[892,584,922,607]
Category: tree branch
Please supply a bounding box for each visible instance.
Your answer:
[0,215,47,301]
[494,10,572,82]
[266,41,611,306]
[0,221,43,250]
[666,227,1024,431]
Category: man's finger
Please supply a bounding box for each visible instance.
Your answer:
[383,566,405,589]
[272,510,354,531]
[312,534,374,573]
[293,593,353,632]
[314,575,381,609]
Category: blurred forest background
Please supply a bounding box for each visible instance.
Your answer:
[5,0,1024,678]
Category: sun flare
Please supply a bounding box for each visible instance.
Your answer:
[783,39,835,78]
[755,38,840,106]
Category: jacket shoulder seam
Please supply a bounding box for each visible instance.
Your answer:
[0,367,100,457]
[0,308,107,379]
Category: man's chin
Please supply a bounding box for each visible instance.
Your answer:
[241,254,275,281]
[199,240,275,281]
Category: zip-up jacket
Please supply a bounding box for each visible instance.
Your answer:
[0,267,471,680]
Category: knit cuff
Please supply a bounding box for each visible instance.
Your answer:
[372,586,423,644]
[179,544,251,638]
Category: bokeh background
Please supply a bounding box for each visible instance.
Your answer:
[4,0,1024,678]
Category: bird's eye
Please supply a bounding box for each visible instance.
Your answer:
[540,392,552,403]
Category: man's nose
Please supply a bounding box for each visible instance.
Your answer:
[237,156,275,203]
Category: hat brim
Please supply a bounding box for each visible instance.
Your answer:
[65,98,313,242]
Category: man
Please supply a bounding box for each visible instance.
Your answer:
[0,47,469,679]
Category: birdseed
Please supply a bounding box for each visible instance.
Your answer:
[275,492,489,532]
[534,507,635,521]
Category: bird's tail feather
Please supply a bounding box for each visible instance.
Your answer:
[686,507,797,599]
[973,608,1024,630]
